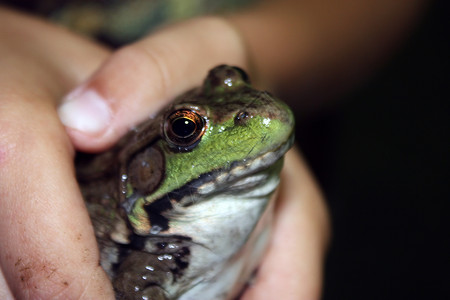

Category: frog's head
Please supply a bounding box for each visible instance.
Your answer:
[120,65,294,235]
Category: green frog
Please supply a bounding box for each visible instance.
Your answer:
[76,65,295,299]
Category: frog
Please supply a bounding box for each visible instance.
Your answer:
[76,65,295,300]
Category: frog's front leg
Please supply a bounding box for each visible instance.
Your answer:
[113,251,170,300]
[112,236,192,299]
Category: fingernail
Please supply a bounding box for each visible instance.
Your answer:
[58,87,112,135]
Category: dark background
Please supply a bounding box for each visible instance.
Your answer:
[296,1,449,299]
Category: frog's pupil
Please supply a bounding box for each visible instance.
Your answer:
[164,109,205,151]
[172,118,196,138]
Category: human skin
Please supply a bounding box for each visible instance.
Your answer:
[0,8,114,299]
[0,0,425,297]
[230,0,427,111]
[0,7,328,300]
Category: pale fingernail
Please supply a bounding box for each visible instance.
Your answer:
[58,88,112,135]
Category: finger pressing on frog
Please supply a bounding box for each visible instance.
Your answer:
[241,148,330,300]
[0,7,113,299]
[58,16,248,152]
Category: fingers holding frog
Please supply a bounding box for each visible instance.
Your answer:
[58,17,248,152]
[0,7,114,299]
[57,13,330,299]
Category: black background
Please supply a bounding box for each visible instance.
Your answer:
[296,1,450,298]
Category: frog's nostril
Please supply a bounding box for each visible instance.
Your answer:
[234,111,251,126]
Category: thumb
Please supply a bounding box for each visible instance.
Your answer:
[58,16,247,152]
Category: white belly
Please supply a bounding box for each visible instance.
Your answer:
[163,169,280,299]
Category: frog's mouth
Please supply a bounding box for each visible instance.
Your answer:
[141,132,295,232]
[194,133,295,199]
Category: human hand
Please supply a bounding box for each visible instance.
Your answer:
[58,16,330,299]
[0,7,115,299]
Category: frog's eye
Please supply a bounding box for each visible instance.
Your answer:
[164,109,206,151]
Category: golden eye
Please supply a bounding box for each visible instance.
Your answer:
[164,109,206,151]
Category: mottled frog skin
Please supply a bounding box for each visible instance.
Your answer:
[76,65,295,299]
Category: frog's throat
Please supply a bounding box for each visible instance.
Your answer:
[128,132,295,235]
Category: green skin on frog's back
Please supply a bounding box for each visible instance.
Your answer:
[77,65,295,300]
